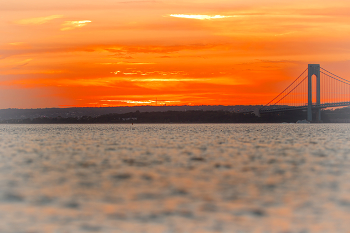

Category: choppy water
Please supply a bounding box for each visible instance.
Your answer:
[0,124,349,233]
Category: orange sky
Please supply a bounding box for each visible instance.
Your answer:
[1,0,350,108]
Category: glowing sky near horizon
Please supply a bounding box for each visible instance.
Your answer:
[1,0,350,108]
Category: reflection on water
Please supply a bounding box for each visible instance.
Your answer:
[0,124,349,233]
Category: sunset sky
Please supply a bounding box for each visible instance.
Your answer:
[1,0,350,108]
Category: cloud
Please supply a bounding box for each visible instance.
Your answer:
[11,59,32,69]
[0,43,227,60]
[98,62,155,65]
[169,14,234,20]
[100,99,180,105]
[8,42,27,46]
[105,44,224,54]
[118,1,159,4]
[61,20,91,31]
[130,78,199,82]
[14,15,63,25]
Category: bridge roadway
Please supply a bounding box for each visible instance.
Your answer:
[259,101,350,114]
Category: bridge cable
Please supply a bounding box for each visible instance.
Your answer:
[320,67,350,84]
[320,71,350,86]
[263,68,308,108]
[273,76,308,106]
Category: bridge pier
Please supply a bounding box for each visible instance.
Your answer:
[308,64,321,122]
[316,108,321,122]
[307,106,312,122]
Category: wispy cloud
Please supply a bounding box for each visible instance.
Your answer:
[11,59,32,69]
[14,15,63,25]
[98,62,155,65]
[169,14,234,20]
[110,70,189,76]
[130,78,198,82]
[105,44,223,54]
[100,99,180,105]
[8,42,27,46]
[61,20,91,31]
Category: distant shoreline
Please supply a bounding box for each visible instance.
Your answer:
[1,109,350,124]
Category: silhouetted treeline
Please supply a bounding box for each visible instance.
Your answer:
[261,107,350,123]
[1,110,257,124]
[1,108,349,124]
[321,107,350,122]
[0,105,260,120]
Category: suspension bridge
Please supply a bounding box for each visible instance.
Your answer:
[259,64,350,122]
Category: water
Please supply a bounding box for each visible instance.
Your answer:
[0,124,349,233]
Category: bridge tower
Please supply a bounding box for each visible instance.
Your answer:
[308,64,321,122]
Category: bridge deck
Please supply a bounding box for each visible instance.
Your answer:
[260,102,350,113]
